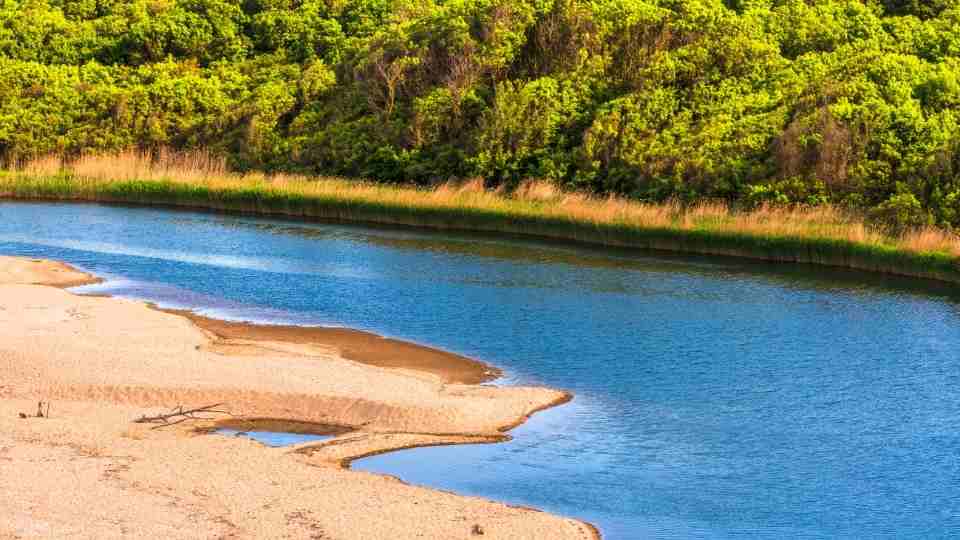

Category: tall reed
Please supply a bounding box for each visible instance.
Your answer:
[2,150,959,282]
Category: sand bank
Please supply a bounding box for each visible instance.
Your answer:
[156,308,501,385]
[0,257,598,539]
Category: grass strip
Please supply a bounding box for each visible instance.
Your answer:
[2,171,958,284]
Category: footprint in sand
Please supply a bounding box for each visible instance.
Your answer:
[17,305,88,324]
[67,308,91,320]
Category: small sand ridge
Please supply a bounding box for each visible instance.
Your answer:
[0,256,597,539]
[157,308,501,385]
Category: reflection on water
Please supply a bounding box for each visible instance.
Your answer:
[194,212,960,300]
[216,429,333,447]
[2,201,960,539]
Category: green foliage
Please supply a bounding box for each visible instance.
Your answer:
[871,189,931,231]
[471,76,585,183]
[1,0,960,228]
[744,177,829,207]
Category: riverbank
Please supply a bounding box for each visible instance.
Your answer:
[154,308,500,385]
[2,156,959,284]
[0,256,597,539]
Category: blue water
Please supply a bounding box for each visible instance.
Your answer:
[2,202,960,539]
[215,429,333,447]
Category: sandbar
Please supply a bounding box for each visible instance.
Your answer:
[0,256,598,539]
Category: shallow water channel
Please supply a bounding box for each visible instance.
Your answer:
[2,201,960,539]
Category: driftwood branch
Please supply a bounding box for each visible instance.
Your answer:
[134,403,232,430]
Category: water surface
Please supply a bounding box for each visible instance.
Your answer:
[215,429,333,447]
[2,202,959,539]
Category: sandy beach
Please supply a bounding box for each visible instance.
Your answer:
[0,256,598,539]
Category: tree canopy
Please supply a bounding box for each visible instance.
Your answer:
[2,0,960,228]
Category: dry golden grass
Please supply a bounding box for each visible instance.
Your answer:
[18,155,63,177]
[515,179,561,202]
[900,227,960,256]
[67,149,228,182]
[434,177,487,197]
[6,150,960,259]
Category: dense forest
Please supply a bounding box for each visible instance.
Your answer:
[2,0,960,228]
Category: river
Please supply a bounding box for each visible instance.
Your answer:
[2,201,959,539]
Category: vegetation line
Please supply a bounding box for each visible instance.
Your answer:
[3,1,960,234]
[2,152,959,284]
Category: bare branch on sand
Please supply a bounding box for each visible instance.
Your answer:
[134,403,232,429]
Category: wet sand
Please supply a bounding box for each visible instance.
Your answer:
[158,308,501,385]
[0,257,597,539]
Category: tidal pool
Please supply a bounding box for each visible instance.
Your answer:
[215,429,333,447]
[2,201,959,539]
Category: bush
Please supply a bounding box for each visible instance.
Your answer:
[871,192,932,231]
[0,0,958,224]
